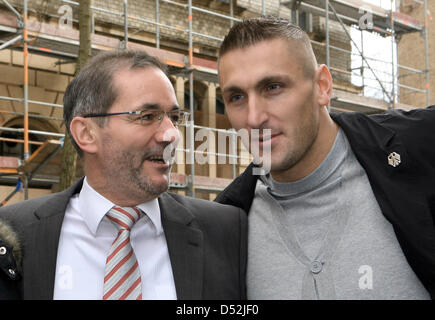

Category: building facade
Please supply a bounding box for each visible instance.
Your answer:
[0,0,427,203]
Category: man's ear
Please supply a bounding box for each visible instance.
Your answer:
[315,64,333,107]
[69,117,98,154]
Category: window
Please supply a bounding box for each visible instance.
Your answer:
[0,125,40,158]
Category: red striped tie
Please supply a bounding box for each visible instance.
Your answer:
[103,206,144,300]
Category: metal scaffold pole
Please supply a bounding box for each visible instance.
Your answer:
[390,0,395,109]
[361,30,365,95]
[328,1,393,103]
[325,0,330,68]
[0,34,22,50]
[424,0,430,106]
[188,0,195,197]
[123,0,128,48]
[23,0,29,162]
[230,0,234,27]
[156,0,160,48]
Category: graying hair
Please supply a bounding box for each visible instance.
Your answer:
[63,50,168,156]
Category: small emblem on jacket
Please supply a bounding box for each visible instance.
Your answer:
[388,152,401,167]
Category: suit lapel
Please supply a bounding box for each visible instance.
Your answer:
[23,179,83,300]
[158,193,203,300]
[23,183,204,299]
[23,213,64,299]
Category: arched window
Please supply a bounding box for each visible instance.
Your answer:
[0,125,41,157]
[0,117,59,159]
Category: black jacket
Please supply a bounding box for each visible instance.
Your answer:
[215,106,435,299]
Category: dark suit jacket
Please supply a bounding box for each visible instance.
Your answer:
[0,178,247,300]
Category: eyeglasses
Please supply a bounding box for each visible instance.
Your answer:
[82,109,190,126]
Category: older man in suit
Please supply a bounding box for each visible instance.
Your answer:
[0,50,246,300]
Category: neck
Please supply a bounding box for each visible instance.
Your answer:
[271,108,339,182]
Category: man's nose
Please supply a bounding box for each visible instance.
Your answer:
[156,115,180,144]
[246,96,268,129]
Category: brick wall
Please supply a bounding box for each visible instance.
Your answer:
[398,1,433,107]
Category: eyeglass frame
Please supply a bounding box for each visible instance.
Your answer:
[81,109,190,126]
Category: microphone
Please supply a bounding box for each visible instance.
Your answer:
[0,218,22,299]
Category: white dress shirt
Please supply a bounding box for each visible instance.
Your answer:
[53,177,177,300]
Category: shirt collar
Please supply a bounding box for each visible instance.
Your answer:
[78,177,163,236]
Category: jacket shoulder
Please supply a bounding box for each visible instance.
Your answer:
[162,192,247,248]
[332,106,435,131]
[370,106,435,133]
[371,107,435,160]
[332,106,435,160]
[0,193,57,225]
[0,178,82,226]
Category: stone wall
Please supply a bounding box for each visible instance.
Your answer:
[0,48,73,133]
[0,0,355,200]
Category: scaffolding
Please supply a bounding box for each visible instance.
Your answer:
[0,0,429,203]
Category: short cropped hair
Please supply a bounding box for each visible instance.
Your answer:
[219,16,317,79]
[63,50,168,156]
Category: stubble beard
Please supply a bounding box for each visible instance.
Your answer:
[104,148,171,203]
[131,156,170,197]
[128,151,171,199]
[270,113,318,175]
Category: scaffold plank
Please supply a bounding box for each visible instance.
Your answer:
[0,156,19,174]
